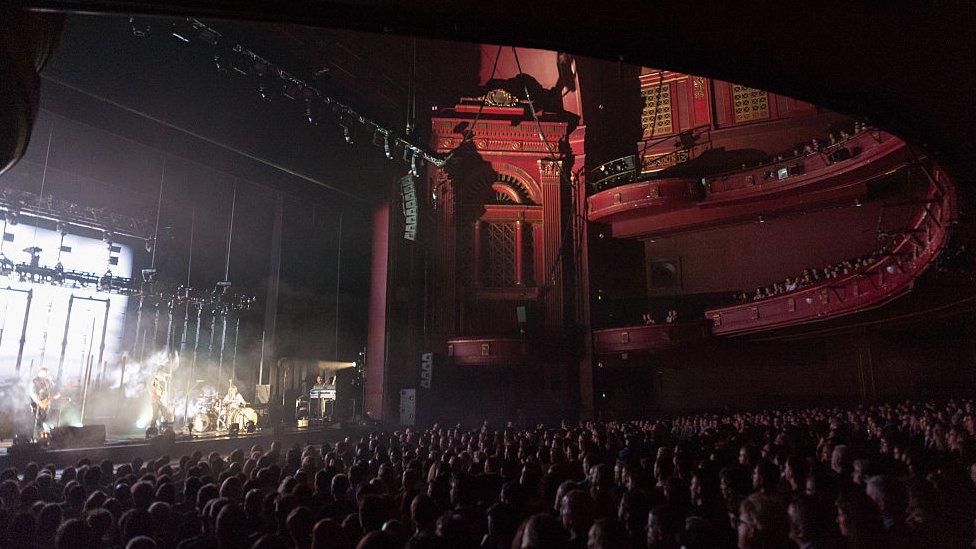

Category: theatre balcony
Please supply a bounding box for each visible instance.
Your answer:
[705,164,956,335]
[592,320,712,355]
[588,130,910,239]
[447,336,536,366]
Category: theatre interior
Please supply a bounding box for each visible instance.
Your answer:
[0,4,974,549]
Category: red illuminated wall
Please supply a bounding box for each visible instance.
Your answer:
[478,45,583,119]
[643,200,901,295]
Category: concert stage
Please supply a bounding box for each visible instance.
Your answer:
[0,423,371,468]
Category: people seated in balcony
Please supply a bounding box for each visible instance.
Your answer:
[747,249,887,302]
[665,309,678,323]
[642,313,656,325]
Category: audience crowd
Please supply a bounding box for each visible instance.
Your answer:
[0,399,975,548]
[734,249,887,303]
[725,120,878,185]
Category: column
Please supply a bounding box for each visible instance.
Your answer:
[538,159,564,327]
[514,220,524,285]
[472,220,482,286]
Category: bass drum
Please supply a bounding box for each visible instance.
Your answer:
[232,407,258,429]
[191,412,214,433]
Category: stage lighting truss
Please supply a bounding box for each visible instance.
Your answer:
[135,17,445,172]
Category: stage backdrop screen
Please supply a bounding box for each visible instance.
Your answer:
[0,220,132,384]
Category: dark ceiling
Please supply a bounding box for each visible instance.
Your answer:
[25,0,976,190]
[35,12,482,205]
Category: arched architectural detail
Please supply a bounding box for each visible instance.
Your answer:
[460,162,542,206]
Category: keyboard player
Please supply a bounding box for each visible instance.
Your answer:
[309,375,336,420]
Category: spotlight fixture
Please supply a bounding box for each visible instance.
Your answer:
[341,124,353,144]
[854,198,863,207]
[280,74,302,101]
[0,254,13,276]
[214,280,232,296]
[169,20,196,43]
[141,268,158,284]
[384,133,393,160]
[195,25,221,46]
[100,270,113,292]
[410,151,420,177]
[129,17,151,38]
[304,100,318,125]
[758,215,766,224]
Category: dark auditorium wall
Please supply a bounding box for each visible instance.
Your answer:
[595,317,976,416]
[643,201,890,295]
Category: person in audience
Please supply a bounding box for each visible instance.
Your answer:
[0,398,970,549]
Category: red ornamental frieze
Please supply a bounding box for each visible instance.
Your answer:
[435,138,559,154]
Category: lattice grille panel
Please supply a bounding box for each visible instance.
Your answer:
[485,222,517,287]
[731,84,769,123]
[641,84,673,136]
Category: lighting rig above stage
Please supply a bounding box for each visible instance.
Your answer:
[128,17,444,178]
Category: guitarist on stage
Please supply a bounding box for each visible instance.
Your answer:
[149,367,173,429]
[28,367,56,440]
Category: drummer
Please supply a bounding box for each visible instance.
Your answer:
[222,381,246,426]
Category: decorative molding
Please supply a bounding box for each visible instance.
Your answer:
[692,77,706,99]
[640,148,691,173]
[484,89,519,107]
[538,159,563,179]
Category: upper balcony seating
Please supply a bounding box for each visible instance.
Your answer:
[705,166,955,335]
[588,127,910,238]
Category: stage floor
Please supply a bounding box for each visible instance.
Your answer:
[0,423,370,467]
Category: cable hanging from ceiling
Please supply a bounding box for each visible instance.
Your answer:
[131,17,445,173]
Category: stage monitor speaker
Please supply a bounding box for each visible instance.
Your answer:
[49,425,106,449]
[254,384,271,405]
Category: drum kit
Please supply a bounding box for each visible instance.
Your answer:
[188,388,258,433]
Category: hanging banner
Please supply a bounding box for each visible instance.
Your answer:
[400,175,418,241]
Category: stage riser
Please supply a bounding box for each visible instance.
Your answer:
[0,426,367,468]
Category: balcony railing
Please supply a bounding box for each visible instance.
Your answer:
[705,165,955,335]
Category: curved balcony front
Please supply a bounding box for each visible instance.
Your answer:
[587,178,698,224]
[705,165,955,335]
[588,131,910,238]
[447,336,535,366]
[701,131,907,206]
[592,320,713,355]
